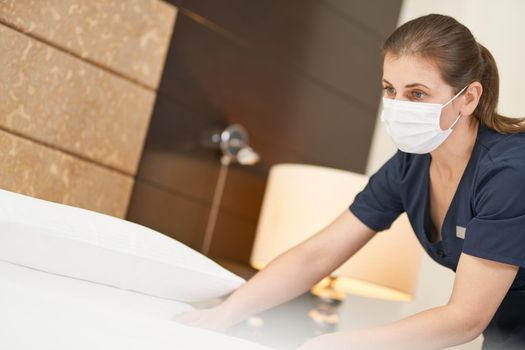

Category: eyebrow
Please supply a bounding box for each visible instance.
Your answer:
[382,79,431,90]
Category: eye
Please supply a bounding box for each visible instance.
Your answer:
[412,90,426,99]
[383,86,396,96]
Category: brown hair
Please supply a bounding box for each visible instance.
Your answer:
[382,14,525,134]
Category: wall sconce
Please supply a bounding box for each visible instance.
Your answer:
[201,124,260,256]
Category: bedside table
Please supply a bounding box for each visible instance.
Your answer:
[208,257,339,350]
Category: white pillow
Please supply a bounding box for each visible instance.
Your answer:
[0,189,245,302]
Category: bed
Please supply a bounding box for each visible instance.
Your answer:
[0,189,274,350]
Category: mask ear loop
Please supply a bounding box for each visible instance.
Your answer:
[448,113,462,130]
[442,85,469,108]
[442,85,469,130]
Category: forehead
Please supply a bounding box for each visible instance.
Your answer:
[382,53,446,90]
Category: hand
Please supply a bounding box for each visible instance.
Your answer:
[173,306,235,333]
[296,333,345,350]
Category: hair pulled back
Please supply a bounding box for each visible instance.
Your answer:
[383,14,525,133]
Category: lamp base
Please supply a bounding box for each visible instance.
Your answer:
[308,276,344,333]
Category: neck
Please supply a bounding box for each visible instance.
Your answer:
[429,117,479,174]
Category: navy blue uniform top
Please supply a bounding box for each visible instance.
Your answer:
[349,122,525,349]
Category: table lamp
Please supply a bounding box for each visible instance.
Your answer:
[250,163,422,329]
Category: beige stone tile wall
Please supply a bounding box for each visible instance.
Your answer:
[0,129,133,218]
[0,24,155,175]
[0,0,177,89]
[0,0,176,218]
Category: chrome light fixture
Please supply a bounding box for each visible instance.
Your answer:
[201,124,260,255]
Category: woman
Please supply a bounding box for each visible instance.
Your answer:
[175,14,525,350]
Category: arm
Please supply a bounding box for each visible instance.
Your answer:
[174,208,376,330]
[298,252,520,350]
[221,208,376,326]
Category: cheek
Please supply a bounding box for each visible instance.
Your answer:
[439,106,461,130]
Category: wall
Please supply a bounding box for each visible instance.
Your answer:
[126,0,403,268]
[0,0,176,217]
[357,1,525,349]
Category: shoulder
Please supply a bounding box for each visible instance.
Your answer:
[369,150,428,191]
[386,149,426,182]
[476,126,525,178]
[473,126,525,216]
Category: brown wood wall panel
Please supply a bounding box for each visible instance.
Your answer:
[134,96,222,203]
[321,0,405,39]
[153,14,374,172]
[0,24,155,175]
[217,166,266,222]
[209,207,260,264]
[177,0,400,110]
[128,1,403,265]
[0,129,133,218]
[0,0,177,89]
[135,94,313,207]
[126,180,209,248]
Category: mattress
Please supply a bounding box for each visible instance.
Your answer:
[0,260,273,350]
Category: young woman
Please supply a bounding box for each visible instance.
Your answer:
[175,14,525,350]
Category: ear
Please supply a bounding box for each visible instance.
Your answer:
[460,81,483,117]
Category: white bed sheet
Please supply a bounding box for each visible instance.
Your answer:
[0,260,274,350]
[0,259,193,320]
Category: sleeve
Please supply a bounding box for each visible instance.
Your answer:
[349,150,405,232]
[462,161,525,267]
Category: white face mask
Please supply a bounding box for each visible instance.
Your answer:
[380,85,468,154]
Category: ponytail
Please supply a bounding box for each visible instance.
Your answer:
[476,43,525,133]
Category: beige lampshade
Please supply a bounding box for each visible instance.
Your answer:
[250,163,423,302]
